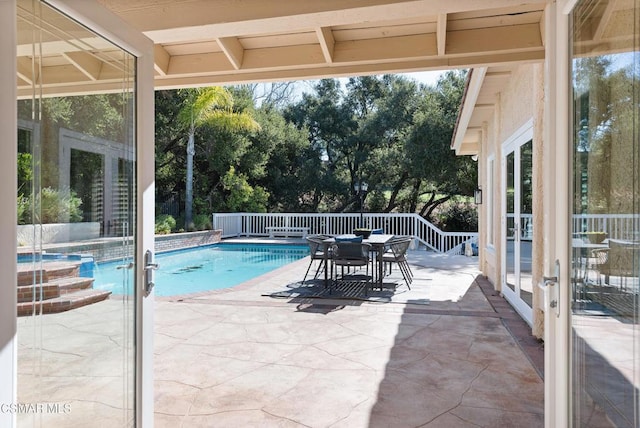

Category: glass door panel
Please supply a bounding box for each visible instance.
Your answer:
[570,0,639,426]
[16,1,136,425]
[506,151,517,293]
[520,140,533,308]
[503,132,534,324]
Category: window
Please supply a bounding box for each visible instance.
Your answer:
[487,156,495,247]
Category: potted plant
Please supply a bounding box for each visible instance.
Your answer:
[353,228,372,239]
[585,231,607,244]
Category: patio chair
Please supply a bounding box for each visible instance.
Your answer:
[330,241,372,294]
[592,240,639,291]
[302,234,332,283]
[382,236,413,289]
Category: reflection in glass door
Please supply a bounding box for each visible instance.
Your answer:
[570,0,639,426]
[502,126,534,324]
[16,1,137,425]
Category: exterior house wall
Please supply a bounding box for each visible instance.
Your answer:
[479,63,546,335]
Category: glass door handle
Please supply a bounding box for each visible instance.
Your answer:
[116,262,134,270]
[143,250,159,297]
[543,259,561,318]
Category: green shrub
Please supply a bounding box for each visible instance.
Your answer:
[155,214,176,234]
[20,188,83,224]
[17,195,28,225]
[434,201,478,232]
[193,214,212,231]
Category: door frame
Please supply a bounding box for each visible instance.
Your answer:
[501,119,534,325]
[0,2,18,426]
[0,1,156,426]
[543,1,573,427]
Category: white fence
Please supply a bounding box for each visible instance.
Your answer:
[573,214,640,241]
[212,212,478,254]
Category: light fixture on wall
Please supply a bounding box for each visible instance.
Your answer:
[474,187,483,205]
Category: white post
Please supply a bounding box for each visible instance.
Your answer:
[543,2,572,426]
[0,2,17,427]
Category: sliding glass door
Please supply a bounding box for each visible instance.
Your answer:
[502,123,534,325]
[14,1,154,425]
[570,0,640,426]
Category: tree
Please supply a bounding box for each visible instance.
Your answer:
[177,87,260,229]
[406,71,476,220]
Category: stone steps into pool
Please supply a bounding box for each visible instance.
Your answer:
[17,261,81,286]
[17,289,112,317]
[16,262,110,316]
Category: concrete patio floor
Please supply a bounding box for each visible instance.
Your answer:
[16,245,544,427]
[153,248,544,427]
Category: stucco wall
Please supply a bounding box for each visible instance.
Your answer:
[479,63,545,335]
[498,67,536,142]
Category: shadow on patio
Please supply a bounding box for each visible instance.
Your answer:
[153,252,544,427]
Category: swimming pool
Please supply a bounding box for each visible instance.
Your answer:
[92,243,308,296]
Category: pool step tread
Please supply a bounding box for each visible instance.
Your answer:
[16,262,81,286]
[16,261,102,316]
[17,289,111,317]
[56,277,95,294]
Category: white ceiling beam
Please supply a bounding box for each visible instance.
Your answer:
[593,0,617,41]
[153,49,543,89]
[154,44,170,76]
[16,57,35,85]
[447,23,542,56]
[437,14,447,56]
[134,0,545,43]
[17,76,30,86]
[334,34,437,63]
[31,63,130,87]
[164,25,541,77]
[17,81,133,99]
[242,44,325,70]
[316,27,335,63]
[17,37,116,57]
[167,52,236,76]
[485,70,512,78]
[63,51,103,81]
[217,37,245,70]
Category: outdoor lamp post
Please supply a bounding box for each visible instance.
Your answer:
[354,180,368,227]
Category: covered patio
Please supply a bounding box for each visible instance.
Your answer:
[16,247,543,426]
[152,248,543,426]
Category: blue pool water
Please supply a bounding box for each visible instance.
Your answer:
[92,243,308,296]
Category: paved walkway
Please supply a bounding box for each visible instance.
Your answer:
[154,250,544,427]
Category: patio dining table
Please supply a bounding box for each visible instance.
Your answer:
[322,234,394,291]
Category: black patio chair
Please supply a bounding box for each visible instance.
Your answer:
[302,234,332,283]
[330,241,372,294]
[382,236,413,289]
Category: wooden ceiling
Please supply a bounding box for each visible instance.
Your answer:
[17,0,551,96]
[451,0,639,155]
[101,0,548,89]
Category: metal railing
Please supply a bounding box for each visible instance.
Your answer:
[212,212,478,254]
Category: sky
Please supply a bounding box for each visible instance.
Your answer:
[399,70,447,86]
[248,69,450,107]
[294,70,447,103]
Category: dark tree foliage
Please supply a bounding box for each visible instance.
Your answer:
[154,72,477,227]
[282,71,475,222]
